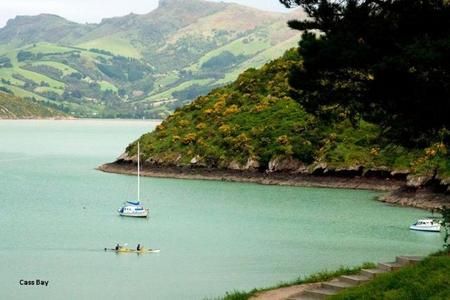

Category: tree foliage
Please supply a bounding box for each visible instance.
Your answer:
[442,206,450,250]
[201,51,245,69]
[280,0,450,146]
[17,50,35,62]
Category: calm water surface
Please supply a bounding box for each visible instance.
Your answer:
[0,120,442,299]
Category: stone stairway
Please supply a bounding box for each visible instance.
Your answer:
[287,256,423,300]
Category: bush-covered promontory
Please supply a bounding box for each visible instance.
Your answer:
[117,49,449,189]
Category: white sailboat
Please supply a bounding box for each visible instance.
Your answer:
[118,142,149,218]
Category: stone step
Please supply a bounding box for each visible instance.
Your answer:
[321,279,356,291]
[286,283,322,300]
[287,295,318,300]
[339,274,371,285]
[302,287,338,299]
[396,256,424,265]
[360,268,388,278]
[378,262,403,271]
[287,291,315,300]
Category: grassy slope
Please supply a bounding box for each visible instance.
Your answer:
[215,36,300,86]
[14,68,65,89]
[32,61,78,76]
[187,36,272,71]
[0,42,120,115]
[145,79,214,102]
[1,85,46,101]
[77,35,142,58]
[24,42,76,55]
[0,42,78,90]
[165,3,281,44]
[0,92,65,118]
[142,14,301,104]
[331,255,450,300]
[154,16,301,101]
[218,253,450,300]
[0,33,297,117]
[129,49,450,181]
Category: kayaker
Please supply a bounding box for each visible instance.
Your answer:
[137,244,141,251]
[115,243,120,251]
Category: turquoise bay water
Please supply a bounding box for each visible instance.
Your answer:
[0,120,443,299]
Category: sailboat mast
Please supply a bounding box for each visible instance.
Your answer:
[137,142,140,202]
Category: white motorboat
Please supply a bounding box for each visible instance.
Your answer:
[118,142,149,218]
[409,219,441,232]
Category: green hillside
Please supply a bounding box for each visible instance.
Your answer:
[0,0,303,118]
[124,49,450,184]
[0,92,66,119]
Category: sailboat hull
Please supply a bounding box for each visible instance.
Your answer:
[118,209,149,218]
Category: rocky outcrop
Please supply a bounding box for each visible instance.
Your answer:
[311,162,328,175]
[117,152,133,162]
[330,165,364,177]
[190,155,201,165]
[245,158,260,170]
[228,157,260,171]
[364,167,391,178]
[406,174,433,188]
[228,160,244,170]
[268,156,307,173]
[390,169,410,179]
[380,188,450,210]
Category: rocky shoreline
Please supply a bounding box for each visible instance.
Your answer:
[98,160,450,211]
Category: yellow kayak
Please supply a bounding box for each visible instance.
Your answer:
[105,247,160,253]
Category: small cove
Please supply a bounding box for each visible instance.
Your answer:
[0,120,442,299]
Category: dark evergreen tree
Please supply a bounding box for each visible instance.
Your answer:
[280,0,450,146]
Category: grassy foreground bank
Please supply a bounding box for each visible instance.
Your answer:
[213,263,376,300]
[331,253,450,300]
[216,252,450,300]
